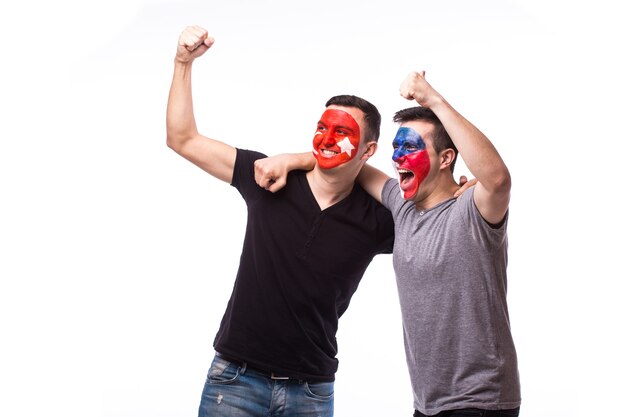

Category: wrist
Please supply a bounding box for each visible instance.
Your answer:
[174,55,194,66]
[286,152,315,171]
[423,93,446,111]
[173,59,194,79]
[300,152,316,170]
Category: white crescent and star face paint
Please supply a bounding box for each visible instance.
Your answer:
[312,109,361,170]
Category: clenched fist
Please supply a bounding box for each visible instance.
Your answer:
[399,71,441,108]
[175,25,215,64]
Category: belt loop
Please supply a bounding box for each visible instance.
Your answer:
[240,361,247,375]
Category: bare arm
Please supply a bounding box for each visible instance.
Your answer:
[254,151,391,203]
[400,71,511,224]
[166,25,236,183]
[356,164,390,203]
[253,152,315,192]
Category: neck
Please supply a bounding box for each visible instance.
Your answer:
[413,176,459,211]
[307,165,358,210]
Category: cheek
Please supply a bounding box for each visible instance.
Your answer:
[347,135,360,152]
[406,151,430,181]
[312,132,324,148]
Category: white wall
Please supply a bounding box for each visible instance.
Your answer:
[1,1,624,416]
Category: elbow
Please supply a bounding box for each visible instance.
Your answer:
[166,130,189,154]
[166,133,178,151]
[491,169,512,194]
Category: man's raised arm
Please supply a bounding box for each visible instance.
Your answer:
[166,25,236,184]
[399,71,511,224]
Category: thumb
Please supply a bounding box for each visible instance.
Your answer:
[189,38,215,58]
[204,37,215,48]
[267,177,287,193]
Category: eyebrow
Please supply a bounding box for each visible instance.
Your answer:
[318,121,355,133]
[337,125,355,133]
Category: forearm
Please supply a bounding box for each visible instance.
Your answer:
[166,61,199,150]
[357,164,389,203]
[253,152,315,192]
[287,152,316,171]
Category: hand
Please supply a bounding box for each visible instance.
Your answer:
[399,71,440,108]
[254,155,291,193]
[454,175,477,197]
[176,25,215,64]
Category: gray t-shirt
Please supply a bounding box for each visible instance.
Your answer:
[382,179,521,415]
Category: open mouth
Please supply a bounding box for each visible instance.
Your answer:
[396,166,418,199]
[320,148,339,157]
[397,168,414,185]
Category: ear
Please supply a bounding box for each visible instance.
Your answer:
[360,141,378,161]
[439,148,456,170]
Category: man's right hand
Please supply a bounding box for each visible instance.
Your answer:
[254,153,316,193]
[254,154,294,193]
[454,175,477,198]
[399,71,442,109]
[176,25,215,64]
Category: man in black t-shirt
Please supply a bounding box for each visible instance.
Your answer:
[166,25,394,417]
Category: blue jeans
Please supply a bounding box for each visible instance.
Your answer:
[414,407,520,417]
[198,354,334,417]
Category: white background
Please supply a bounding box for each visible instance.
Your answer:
[1,1,625,416]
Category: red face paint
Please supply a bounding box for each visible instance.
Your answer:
[395,150,430,200]
[392,127,431,200]
[312,109,361,169]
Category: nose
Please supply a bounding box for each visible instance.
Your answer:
[323,133,337,147]
[392,148,405,162]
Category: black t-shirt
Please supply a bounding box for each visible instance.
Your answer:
[213,149,394,381]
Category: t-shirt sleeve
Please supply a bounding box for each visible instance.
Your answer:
[231,148,268,202]
[381,178,403,217]
[457,187,508,248]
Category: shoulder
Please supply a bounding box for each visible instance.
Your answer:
[231,148,268,195]
[353,183,394,221]
[235,148,267,166]
[349,184,394,252]
[381,179,408,215]
[454,186,508,242]
[455,185,476,207]
[381,178,400,202]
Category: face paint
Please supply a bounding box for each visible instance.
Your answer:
[392,127,430,200]
[312,109,361,169]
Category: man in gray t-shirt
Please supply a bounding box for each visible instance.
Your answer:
[358,71,521,416]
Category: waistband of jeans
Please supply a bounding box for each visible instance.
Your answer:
[215,352,333,383]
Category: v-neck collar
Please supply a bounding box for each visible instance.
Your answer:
[301,172,356,213]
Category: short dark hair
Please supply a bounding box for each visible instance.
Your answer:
[393,106,458,173]
[325,95,381,143]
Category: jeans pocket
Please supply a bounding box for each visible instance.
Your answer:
[304,381,334,400]
[207,355,241,385]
